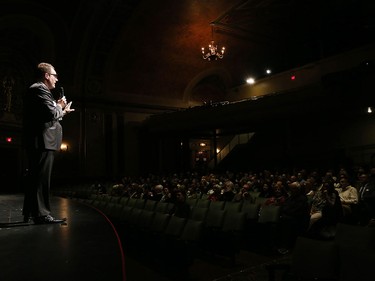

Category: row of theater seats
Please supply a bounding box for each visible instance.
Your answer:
[75,194,282,266]
[83,194,281,227]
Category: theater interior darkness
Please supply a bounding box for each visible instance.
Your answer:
[1,1,375,281]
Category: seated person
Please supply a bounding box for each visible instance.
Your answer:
[277,181,310,254]
[220,180,236,202]
[336,176,358,221]
[357,170,375,226]
[308,178,342,236]
[265,180,288,206]
[169,190,191,219]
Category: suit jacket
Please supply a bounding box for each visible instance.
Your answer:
[359,178,375,217]
[361,179,375,201]
[23,82,64,151]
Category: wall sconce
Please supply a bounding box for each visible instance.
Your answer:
[60,143,69,152]
[246,77,255,84]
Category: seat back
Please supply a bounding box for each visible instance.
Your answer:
[186,197,198,207]
[150,212,170,234]
[196,199,211,209]
[164,216,187,238]
[136,210,155,230]
[291,236,339,280]
[190,207,208,221]
[209,201,225,210]
[119,196,129,206]
[222,211,246,233]
[133,198,146,209]
[224,201,242,213]
[154,202,169,213]
[258,205,281,223]
[205,209,226,229]
[144,200,157,211]
[334,223,375,281]
[180,219,204,242]
[241,202,260,221]
[127,208,142,225]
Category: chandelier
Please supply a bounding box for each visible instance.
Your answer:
[201,26,225,61]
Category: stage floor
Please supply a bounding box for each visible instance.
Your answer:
[0,194,125,281]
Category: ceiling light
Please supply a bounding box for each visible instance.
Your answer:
[201,26,225,61]
[202,41,225,61]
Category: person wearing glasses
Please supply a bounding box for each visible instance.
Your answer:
[22,62,74,224]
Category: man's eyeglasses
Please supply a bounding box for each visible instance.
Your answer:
[48,73,58,78]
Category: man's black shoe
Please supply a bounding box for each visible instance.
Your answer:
[23,216,33,223]
[33,215,65,224]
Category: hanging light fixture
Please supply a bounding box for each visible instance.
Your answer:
[201,26,225,61]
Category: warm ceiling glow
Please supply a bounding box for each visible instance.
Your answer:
[200,142,206,147]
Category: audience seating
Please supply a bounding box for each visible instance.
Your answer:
[209,200,225,210]
[154,201,171,214]
[189,206,208,221]
[54,164,375,278]
[223,201,243,213]
[204,208,226,230]
[143,199,157,211]
[56,185,375,280]
[186,197,198,207]
[119,196,129,205]
[241,202,260,221]
[219,211,247,263]
[258,205,281,224]
[196,198,211,208]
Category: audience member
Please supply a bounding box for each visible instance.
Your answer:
[151,184,164,201]
[233,183,254,202]
[220,180,236,201]
[259,182,272,198]
[356,169,375,225]
[265,180,287,206]
[160,186,173,203]
[308,178,342,237]
[169,190,191,219]
[336,176,359,222]
[277,181,310,254]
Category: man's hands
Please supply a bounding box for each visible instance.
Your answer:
[63,101,75,115]
[57,96,75,115]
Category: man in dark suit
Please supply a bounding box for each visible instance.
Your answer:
[22,62,74,224]
[357,169,375,226]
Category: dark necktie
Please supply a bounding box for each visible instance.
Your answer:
[359,184,367,200]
